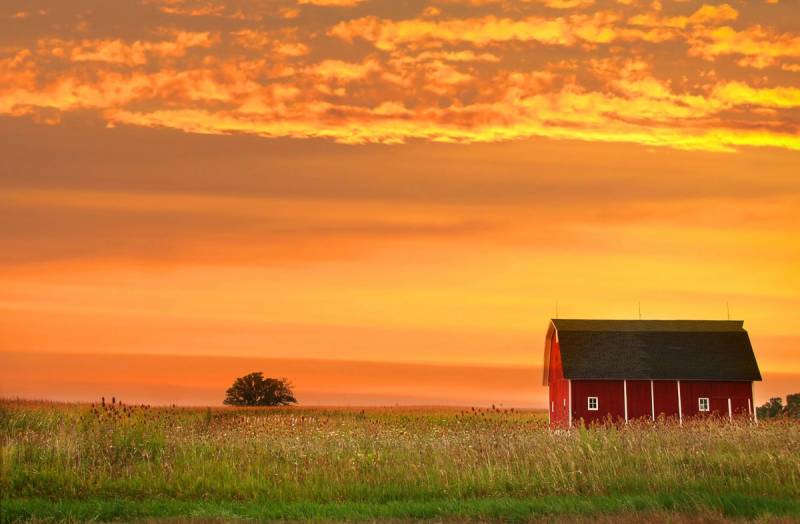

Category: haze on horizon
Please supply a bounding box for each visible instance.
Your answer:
[1,0,798,407]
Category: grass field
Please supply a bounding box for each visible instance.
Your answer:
[1,399,799,522]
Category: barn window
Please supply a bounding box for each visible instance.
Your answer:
[551,401,554,413]
[563,398,566,408]
[588,397,598,411]
[699,397,710,412]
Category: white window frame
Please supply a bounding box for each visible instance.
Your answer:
[587,396,599,411]
[698,397,710,412]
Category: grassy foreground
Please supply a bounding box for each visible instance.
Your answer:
[1,400,799,522]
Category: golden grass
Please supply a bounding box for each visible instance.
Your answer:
[1,398,799,521]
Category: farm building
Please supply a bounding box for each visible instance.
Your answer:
[543,319,762,427]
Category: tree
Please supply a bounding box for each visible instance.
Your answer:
[223,372,297,406]
[755,394,800,420]
[786,393,800,419]
[757,397,784,420]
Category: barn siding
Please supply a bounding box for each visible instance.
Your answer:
[548,336,570,428]
[571,379,625,425]
[561,379,753,426]
[652,380,680,419]
[626,380,652,420]
[679,380,753,418]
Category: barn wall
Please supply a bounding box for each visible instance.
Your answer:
[679,380,753,418]
[548,335,570,428]
[626,380,652,419]
[571,379,625,425]
[653,380,679,419]
[564,379,753,427]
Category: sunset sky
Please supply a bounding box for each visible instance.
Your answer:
[1,0,798,407]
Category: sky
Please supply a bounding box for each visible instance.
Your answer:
[0,0,799,407]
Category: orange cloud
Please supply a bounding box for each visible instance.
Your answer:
[308,58,382,82]
[629,3,738,29]
[1,0,799,152]
[280,7,301,18]
[327,6,745,51]
[689,4,739,25]
[232,29,310,56]
[711,82,800,109]
[328,14,616,49]
[38,31,216,66]
[391,50,501,64]
[143,0,250,19]
[539,0,596,8]
[160,4,226,17]
[4,37,800,152]
[689,24,800,67]
[95,76,800,152]
[297,0,366,6]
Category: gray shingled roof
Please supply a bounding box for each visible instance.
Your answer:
[552,319,761,381]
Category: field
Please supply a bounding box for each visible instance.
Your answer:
[1,400,799,522]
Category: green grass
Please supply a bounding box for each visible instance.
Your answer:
[1,400,799,522]
[6,492,800,522]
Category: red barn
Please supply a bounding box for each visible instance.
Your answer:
[543,319,762,427]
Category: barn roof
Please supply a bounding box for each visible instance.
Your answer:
[549,319,761,382]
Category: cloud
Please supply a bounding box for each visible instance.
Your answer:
[689,24,800,67]
[390,50,501,64]
[232,29,310,56]
[1,0,800,153]
[38,31,216,66]
[711,82,800,109]
[94,75,800,152]
[328,13,628,49]
[280,7,301,18]
[328,7,748,53]
[541,0,595,9]
[308,58,382,82]
[629,3,738,29]
[297,0,367,6]
[143,0,249,19]
[159,4,226,17]
[4,37,800,153]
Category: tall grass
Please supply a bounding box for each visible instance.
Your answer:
[1,399,798,520]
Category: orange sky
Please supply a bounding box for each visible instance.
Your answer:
[1,0,799,407]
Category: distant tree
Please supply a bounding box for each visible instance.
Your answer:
[786,393,800,419]
[757,397,784,420]
[224,372,297,406]
[755,394,800,420]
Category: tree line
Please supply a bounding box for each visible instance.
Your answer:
[757,393,799,420]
